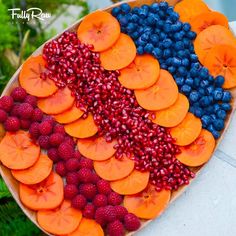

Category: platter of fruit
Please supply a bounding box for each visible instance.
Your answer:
[0,0,236,235]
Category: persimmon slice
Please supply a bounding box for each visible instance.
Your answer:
[65,113,98,138]
[191,11,229,34]
[100,33,136,70]
[77,11,120,52]
[37,200,82,235]
[118,54,160,90]
[134,69,178,111]
[0,131,40,170]
[94,155,135,181]
[124,184,171,219]
[174,0,210,23]
[177,129,215,167]
[77,136,117,161]
[152,93,189,127]
[170,113,202,146]
[37,87,74,115]
[194,25,236,65]
[111,170,150,195]
[11,154,53,185]
[19,172,64,210]
[19,55,58,97]
[203,45,236,89]
[54,103,84,124]
[66,218,104,236]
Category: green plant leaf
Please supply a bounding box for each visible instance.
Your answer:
[0,178,12,199]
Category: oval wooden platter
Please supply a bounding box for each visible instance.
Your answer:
[0,0,236,235]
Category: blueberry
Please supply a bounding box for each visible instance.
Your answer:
[166,58,173,66]
[181,84,191,94]
[213,119,225,131]
[177,50,186,58]
[159,1,168,10]
[199,88,205,95]
[166,6,174,15]
[147,14,156,25]
[164,23,172,33]
[213,88,223,101]
[150,34,159,44]
[217,109,227,120]
[187,31,197,40]
[168,66,176,74]
[221,103,231,111]
[175,41,185,50]
[215,75,225,87]
[152,48,163,58]
[132,7,139,14]
[155,28,161,34]
[119,16,129,26]
[185,78,194,87]
[131,31,139,39]
[182,58,189,67]
[193,77,200,87]
[183,38,191,48]
[222,91,232,102]
[194,107,204,118]
[157,19,164,27]
[192,62,201,69]
[205,105,214,114]
[120,3,131,13]
[137,46,144,55]
[170,12,179,22]
[131,14,139,23]
[150,3,159,13]
[210,114,217,122]
[189,106,195,114]
[199,67,209,79]
[127,23,136,33]
[139,8,149,18]
[137,37,146,46]
[144,43,154,53]
[190,54,198,62]
[189,91,199,102]
[200,80,209,88]
[201,115,211,127]
[162,38,172,48]
[199,96,210,107]
[212,130,220,139]
[173,32,181,41]
[171,21,182,32]
[143,26,153,33]
[161,63,168,69]
[208,95,214,104]
[138,27,144,34]
[178,66,187,76]
[182,23,191,32]
[213,104,220,113]
[141,32,150,42]
[190,68,198,77]
[172,57,182,67]
[163,49,171,59]
[111,7,121,16]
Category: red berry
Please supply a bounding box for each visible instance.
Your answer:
[124,213,141,231]
[24,95,37,107]
[10,104,20,117]
[95,207,106,226]
[0,109,8,123]
[107,220,125,236]
[114,206,128,221]
[108,192,123,206]
[20,119,31,129]
[66,172,79,185]
[11,87,27,102]
[49,133,64,146]
[64,136,75,147]
[53,124,66,135]
[73,150,81,160]
[78,168,93,183]
[97,179,112,195]
[4,117,20,132]
[64,184,79,200]
[103,205,117,222]
[91,173,100,184]
[71,194,87,210]
[79,183,97,200]
[93,194,107,208]
[65,158,80,172]
[79,158,93,170]
[0,96,13,112]
[39,121,53,135]
[31,108,43,122]
[18,103,34,119]
[38,135,50,149]
[55,161,67,176]
[29,122,40,139]
[58,143,74,160]
[48,148,60,162]
[83,203,95,219]
[43,116,55,125]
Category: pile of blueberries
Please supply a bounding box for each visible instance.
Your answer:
[112,2,232,139]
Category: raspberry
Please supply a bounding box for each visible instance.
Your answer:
[39,121,53,135]
[20,119,31,129]
[97,180,112,195]
[93,194,107,208]
[38,135,50,149]
[24,95,37,107]
[31,108,43,122]
[73,150,81,159]
[64,184,79,200]
[10,104,20,117]
[78,168,93,183]
[18,103,34,119]
[58,143,74,160]
[124,213,141,231]
[53,124,66,135]
[108,192,123,206]
[114,206,128,221]
[48,148,60,162]
[49,133,64,146]
[66,172,79,185]
[0,109,7,123]
[65,158,80,172]
[55,161,67,176]
[91,173,100,184]
[43,116,55,126]
[95,207,107,226]
[79,183,97,200]
[29,122,40,139]
[79,158,93,170]
[71,194,87,210]
[107,220,124,236]
[83,203,95,219]
[103,205,117,222]
[64,136,75,147]
[4,117,20,132]
[10,87,27,102]
[0,96,13,112]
